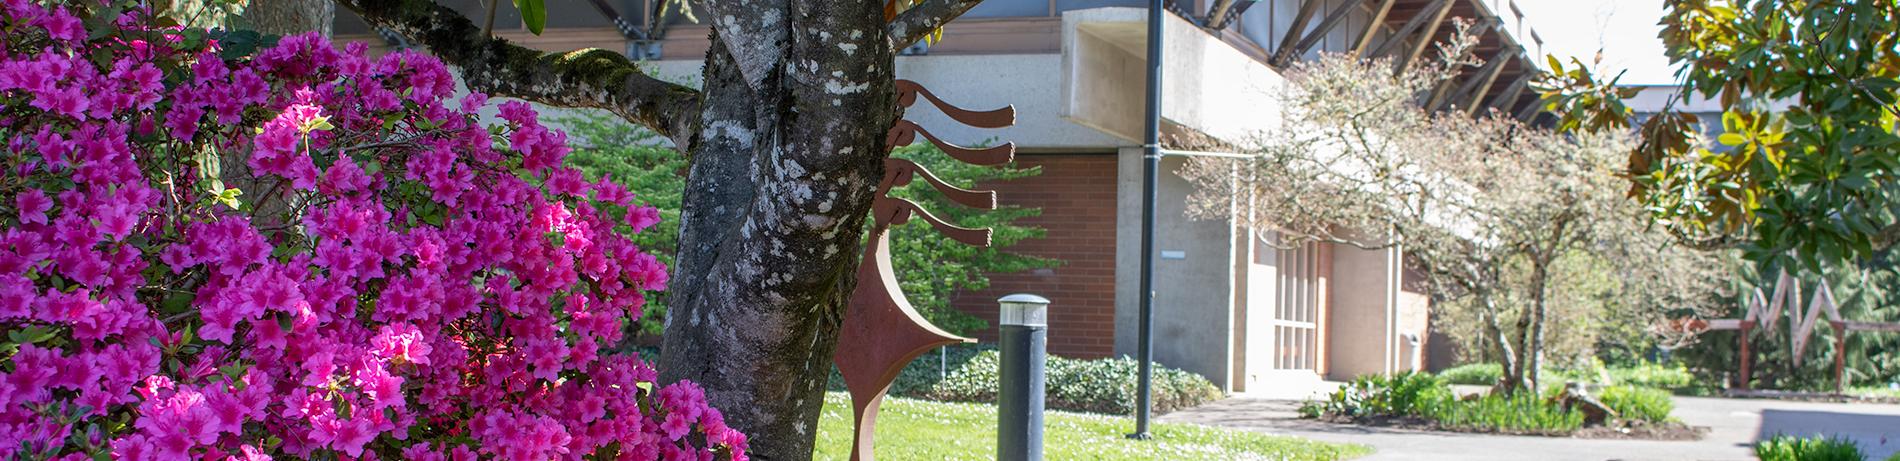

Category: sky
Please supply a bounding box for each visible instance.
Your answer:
[1513,0,1680,85]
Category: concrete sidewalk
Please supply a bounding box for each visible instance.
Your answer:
[1159,395,1900,460]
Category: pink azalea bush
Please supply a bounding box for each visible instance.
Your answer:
[0,2,745,460]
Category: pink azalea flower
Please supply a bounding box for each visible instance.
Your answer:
[14,189,50,224]
[371,323,432,366]
[626,205,662,233]
[230,444,271,461]
[38,8,83,42]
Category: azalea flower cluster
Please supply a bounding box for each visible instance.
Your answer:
[0,2,745,460]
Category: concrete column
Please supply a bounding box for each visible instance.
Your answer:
[1113,149,1238,390]
[1324,242,1401,380]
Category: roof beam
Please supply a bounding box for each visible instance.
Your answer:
[1514,94,1543,121]
[1369,0,1446,58]
[1423,77,1457,111]
[1349,0,1396,57]
[1484,73,1532,114]
[1272,0,1327,66]
[1206,0,1239,31]
[1279,0,1371,66]
[1458,48,1515,113]
[1393,0,1457,74]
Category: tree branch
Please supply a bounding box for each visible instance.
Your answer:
[1876,222,1900,250]
[333,0,702,146]
[888,0,986,51]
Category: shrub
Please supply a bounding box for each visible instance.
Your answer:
[826,343,994,397]
[1754,435,1866,461]
[1438,363,1504,386]
[1314,372,1452,418]
[1304,372,1591,435]
[1422,392,1585,435]
[1597,385,1674,423]
[1607,362,1696,390]
[0,4,743,460]
[1438,360,1701,394]
[548,116,683,338]
[925,351,1223,415]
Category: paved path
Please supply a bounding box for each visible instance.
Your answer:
[1159,396,1900,460]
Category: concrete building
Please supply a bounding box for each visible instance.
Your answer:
[338,0,1548,392]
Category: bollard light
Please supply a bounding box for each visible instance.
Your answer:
[997,293,1049,461]
[999,294,1050,327]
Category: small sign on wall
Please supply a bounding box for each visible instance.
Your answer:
[1161,250,1186,260]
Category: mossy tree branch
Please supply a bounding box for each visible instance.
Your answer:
[334,0,702,147]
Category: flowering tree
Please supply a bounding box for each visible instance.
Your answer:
[1179,48,1725,393]
[0,2,744,459]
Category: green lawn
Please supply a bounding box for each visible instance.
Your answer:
[812,392,1370,460]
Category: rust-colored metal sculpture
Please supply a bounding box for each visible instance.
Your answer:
[1698,269,1900,393]
[833,79,1014,461]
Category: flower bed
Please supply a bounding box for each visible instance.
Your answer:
[1300,372,1700,440]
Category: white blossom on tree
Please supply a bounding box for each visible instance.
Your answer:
[1181,44,1726,393]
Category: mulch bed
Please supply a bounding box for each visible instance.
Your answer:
[1573,420,1708,441]
[1314,414,1708,441]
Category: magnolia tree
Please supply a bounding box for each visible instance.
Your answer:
[1179,50,1725,393]
[0,2,746,459]
[1541,1,1900,273]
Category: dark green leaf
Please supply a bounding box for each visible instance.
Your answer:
[514,0,546,35]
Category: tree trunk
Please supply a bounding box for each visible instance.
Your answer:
[1478,291,1523,393]
[654,14,900,460]
[1505,284,1542,395]
[242,0,335,37]
[1524,257,1551,393]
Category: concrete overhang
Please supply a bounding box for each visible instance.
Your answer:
[1060,7,1287,146]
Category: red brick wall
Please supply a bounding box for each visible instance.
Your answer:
[950,154,1119,358]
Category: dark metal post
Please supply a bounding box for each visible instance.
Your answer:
[1833,321,1848,395]
[998,294,1049,461]
[1130,0,1164,441]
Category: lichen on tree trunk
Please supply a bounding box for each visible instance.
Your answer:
[657,10,901,456]
[243,0,335,37]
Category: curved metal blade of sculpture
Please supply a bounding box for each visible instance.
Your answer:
[833,79,1015,461]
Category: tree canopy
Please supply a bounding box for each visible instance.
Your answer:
[1545,0,1900,273]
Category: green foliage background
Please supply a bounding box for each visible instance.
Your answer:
[560,113,1056,338]
[881,145,1057,335]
